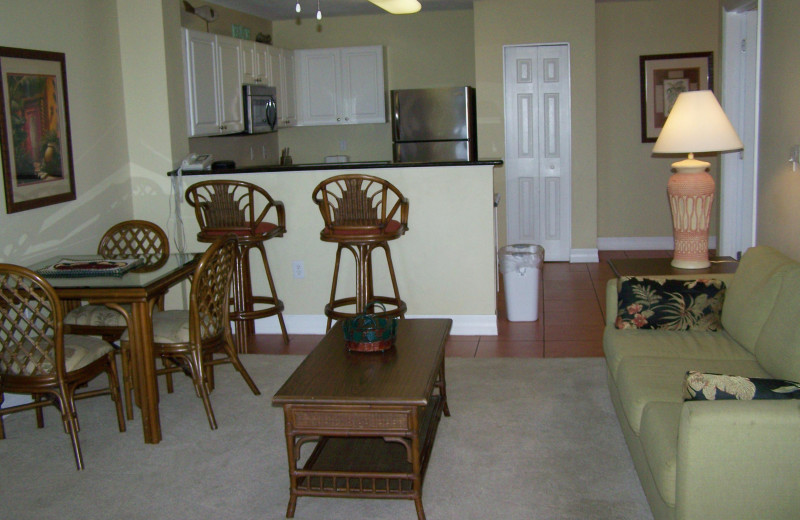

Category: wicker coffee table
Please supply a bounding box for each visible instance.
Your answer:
[272,318,452,520]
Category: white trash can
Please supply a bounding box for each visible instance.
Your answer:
[498,244,544,321]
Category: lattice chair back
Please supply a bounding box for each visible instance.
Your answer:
[185,180,284,237]
[312,174,408,237]
[189,235,238,343]
[98,220,169,271]
[0,265,63,379]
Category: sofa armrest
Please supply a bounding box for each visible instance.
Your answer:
[675,400,800,520]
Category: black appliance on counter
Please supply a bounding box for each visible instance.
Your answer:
[391,86,477,163]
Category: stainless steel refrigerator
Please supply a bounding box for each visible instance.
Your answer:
[391,86,477,163]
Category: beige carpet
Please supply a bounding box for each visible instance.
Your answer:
[0,355,651,520]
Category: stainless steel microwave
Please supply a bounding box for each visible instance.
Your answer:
[243,84,278,134]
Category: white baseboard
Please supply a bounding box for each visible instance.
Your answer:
[597,236,717,251]
[254,314,499,336]
[570,248,599,263]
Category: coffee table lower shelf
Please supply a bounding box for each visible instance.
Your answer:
[286,395,445,519]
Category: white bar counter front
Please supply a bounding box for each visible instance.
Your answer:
[170,161,501,335]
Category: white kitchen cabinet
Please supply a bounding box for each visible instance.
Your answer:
[267,46,296,128]
[278,48,296,127]
[296,46,385,126]
[183,29,244,136]
[241,40,272,85]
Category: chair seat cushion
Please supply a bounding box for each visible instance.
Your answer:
[323,219,404,237]
[64,304,129,328]
[200,221,278,238]
[120,310,190,345]
[6,335,114,376]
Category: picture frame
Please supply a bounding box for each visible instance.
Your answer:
[0,46,76,214]
[639,51,713,143]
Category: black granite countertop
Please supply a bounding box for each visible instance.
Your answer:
[168,159,502,176]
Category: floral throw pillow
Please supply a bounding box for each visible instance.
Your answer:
[684,370,800,400]
[615,277,726,331]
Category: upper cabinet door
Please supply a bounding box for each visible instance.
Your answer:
[341,47,385,124]
[183,29,244,136]
[215,35,244,133]
[279,48,297,127]
[297,48,341,125]
[184,30,221,136]
[241,40,258,84]
[295,46,385,127]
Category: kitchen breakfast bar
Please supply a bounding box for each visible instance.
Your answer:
[170,160,502,336]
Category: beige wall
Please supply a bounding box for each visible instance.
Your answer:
[0,0,132,263]
[474,0,598,251]
[596,0,721,243]
[756,0,800,260]
[272,10,476,164]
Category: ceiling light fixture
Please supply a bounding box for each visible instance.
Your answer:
[368,0,422,15]
[295,0,301,13]
[316,0,322,20]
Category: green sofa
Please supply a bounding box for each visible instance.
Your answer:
[603,246,800,520]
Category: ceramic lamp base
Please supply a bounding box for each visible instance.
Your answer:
[667,166,714,269]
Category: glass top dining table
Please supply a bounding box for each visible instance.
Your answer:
[30,253,199,444]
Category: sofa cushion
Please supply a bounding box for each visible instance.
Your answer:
[720,246,796,354]
[603,327,754,381]
[639,401,682,508]
[614,356,768,435]
[615,277,725,331]
[753,267,800,383]
[684,371,800,400]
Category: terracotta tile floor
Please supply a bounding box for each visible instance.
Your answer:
[247,250,672,358]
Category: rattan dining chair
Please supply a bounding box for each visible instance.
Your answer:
[312,174,409,331]
[121,235,260,430]
[63,220,171,420]
[0,264,126,470]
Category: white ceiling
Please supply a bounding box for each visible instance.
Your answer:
[203,0,474,21]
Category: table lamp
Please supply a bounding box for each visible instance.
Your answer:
[652,90,743,269]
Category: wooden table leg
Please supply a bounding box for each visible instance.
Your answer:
[129,300,162,444]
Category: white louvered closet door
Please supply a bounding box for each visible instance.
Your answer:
[504,44,572,261]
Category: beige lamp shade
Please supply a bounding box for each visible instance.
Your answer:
[368,0,422,14]
[653,90,743,155]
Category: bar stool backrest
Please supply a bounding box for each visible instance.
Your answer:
[312,174,408,237]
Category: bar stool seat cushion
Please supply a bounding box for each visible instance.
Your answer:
[64,304,130,327]
[323,219,404,237]
[200,221,279,238]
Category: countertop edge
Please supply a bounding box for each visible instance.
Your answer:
[168,159,503,176]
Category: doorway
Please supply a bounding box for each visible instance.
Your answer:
[719,0,761,258]
[503,43,572,261]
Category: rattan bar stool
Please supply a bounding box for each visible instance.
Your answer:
[185,180,289,352]
[312,174,409,331]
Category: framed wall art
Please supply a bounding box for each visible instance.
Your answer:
[0,46,76,214]
[639,51,713,143]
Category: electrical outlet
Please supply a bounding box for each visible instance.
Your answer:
[339,139,347,151]
[292,260,305,279]
[250,146,254,160]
